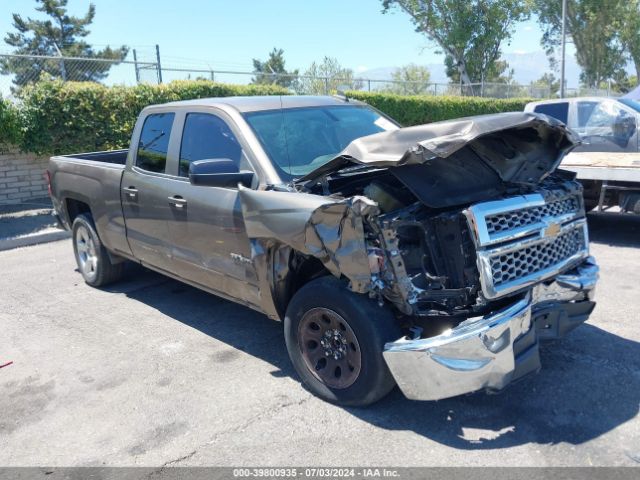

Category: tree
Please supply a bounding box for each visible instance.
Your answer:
[533,0,627,88]
[474,60,530,97]
[1,0,128,86]
[620,0,640,81]
[251,48,299,88]
[446,56,511,83]
[385,64,431,94]
[297,57,362,95]
[615,76,638,94]
[485,60,513,83]
[382,0,530,90]
[531,72,561,95]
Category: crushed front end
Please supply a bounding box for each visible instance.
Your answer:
[294,113,599,401]
[379,180,598,400]
[247,112,599,402]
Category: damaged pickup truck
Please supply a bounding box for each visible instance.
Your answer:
[48,96,598,406]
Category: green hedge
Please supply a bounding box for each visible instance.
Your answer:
[346,91,533,126]
[2,81,535,155]
[0,97,22,148]
[17,80,290,155]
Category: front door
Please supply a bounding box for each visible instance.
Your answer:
[571,100,638,153]
[121,111,177,272]
[165,111,260,307]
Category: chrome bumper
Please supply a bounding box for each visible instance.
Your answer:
[533,255,599,303]
[383,256,599,401]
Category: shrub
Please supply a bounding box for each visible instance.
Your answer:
[345,91,533,126]
[18,80,290,155]
[0,97,22,148]
[12,80,535,155]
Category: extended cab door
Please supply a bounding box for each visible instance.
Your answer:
[532,101,569,125]
[163,109,261,308]
[121,110,178,271]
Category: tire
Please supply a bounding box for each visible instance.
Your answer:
[72,213,124,287]
[284,276,401,406]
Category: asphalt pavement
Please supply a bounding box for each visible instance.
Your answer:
[0,198,70,251]
[1,212,639,467]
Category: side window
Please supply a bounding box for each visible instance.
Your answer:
[136,113,175,173]
[575,102,598,128]
[584,101,629,129]
[580,101,637,150]
[179,113,242,177]
[534,102,569,124]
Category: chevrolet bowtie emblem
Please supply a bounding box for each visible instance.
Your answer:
[543,222,561,237]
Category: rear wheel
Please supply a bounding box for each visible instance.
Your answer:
[284,276,401,406]
[72,214,124,287]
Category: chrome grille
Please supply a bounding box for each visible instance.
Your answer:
[489,224,586,286]
[465,192,589,299]
[486,197,580,235]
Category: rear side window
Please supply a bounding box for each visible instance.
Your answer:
[534,103,569,124]
[179,113,242,177]
[136,113,175,173]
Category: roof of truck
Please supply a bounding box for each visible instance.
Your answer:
[156,95,363,113]
[524,96,620,110]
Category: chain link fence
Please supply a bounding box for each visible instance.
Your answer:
[0,53,158,94]
[0,52,619,99]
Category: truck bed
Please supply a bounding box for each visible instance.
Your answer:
[48,149,130,256]
[61,149,128,164]
[562,151,640,182]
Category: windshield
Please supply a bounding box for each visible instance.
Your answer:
[243,105,399,179]
[618,98,640,113]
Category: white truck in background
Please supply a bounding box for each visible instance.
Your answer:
[526,97,640,213]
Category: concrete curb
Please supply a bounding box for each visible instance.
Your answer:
[0,230,71,252]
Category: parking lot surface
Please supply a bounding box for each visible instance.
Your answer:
[1,213,639,467]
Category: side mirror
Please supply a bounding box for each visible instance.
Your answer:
[613,114,637,144]
[188,158,255,188]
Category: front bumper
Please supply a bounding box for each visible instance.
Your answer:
[383,256,599,401]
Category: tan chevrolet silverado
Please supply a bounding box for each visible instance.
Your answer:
[48,96,599,406]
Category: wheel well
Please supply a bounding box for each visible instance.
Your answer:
[66,198,91,224]
[274,252,331,318]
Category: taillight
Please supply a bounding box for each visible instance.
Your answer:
[45,170,52,196]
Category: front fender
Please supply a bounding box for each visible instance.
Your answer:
[238,187,379,318]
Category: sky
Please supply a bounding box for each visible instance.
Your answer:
[0,0,578,90]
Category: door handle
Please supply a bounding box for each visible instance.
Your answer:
[168,195,187,208]
[123,186,138,199]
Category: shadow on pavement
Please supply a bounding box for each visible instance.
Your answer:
[0,209,58,239]
[104,264,640,451]
[588,212,640,248]
[105,266,295,378]
[347,324,639,449]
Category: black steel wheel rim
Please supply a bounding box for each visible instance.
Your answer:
[297,307,362,389]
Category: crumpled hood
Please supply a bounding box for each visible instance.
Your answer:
[297,112,580,189]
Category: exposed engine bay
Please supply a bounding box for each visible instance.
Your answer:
[298,164,585,331]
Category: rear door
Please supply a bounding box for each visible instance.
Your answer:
[121,111,178,272]
[164,109,261,307]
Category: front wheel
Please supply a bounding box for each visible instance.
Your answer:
[284,276,401,406]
